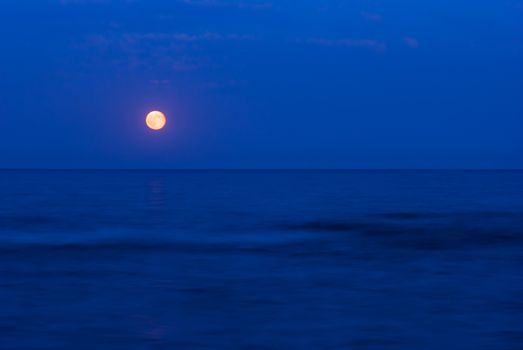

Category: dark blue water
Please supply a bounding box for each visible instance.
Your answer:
[1,170,522,349]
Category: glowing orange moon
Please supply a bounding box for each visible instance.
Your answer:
[146,111,167,130]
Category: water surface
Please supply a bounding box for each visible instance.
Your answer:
[1,170,522,349]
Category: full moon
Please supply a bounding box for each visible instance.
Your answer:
[146,111,167,130]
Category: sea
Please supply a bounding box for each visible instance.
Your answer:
[0,170,522,349]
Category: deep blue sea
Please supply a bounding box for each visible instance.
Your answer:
[1,170,522,349]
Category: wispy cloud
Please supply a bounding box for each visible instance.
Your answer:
[60,0,270,9]
[59,0,136,4]
[201,79,245,90]
[172,56,217,71]
[126,32,254,42]
[149,79,171,85]
[404,37,420,49]
[306,38,386,53]
[71,31,251,73]
[361,11,382,22]
[182,0,272,10]
[73,31,253,53]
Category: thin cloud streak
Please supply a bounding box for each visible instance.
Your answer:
[404,37,420,48]
[126,32,254,42]
[306,38,386,53]
[361,11,382,22]
[182,0,272,10]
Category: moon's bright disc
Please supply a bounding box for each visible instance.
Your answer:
[146,111,167,130]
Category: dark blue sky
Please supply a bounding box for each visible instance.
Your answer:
[1,0,522,169]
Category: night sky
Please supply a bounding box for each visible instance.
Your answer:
[1,0,522,169]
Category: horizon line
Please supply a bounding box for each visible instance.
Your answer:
[0,168,522,171]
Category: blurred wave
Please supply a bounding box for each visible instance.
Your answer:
[0,170,522,349]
